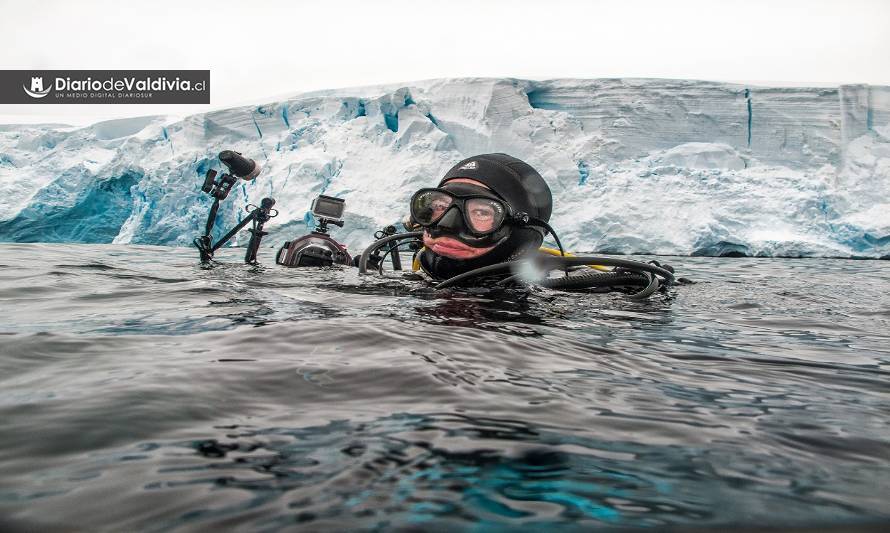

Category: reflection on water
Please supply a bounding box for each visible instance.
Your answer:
[0,243,889,531]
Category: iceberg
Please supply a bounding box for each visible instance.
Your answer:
[0,77,888,257]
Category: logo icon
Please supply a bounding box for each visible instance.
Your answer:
[459,161,478,170]
[23,77,51,98]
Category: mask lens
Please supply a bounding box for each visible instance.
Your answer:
[411,190,454,225]
[465,198,505,233]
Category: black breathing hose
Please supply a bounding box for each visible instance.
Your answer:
[433,261,525,289]
[627,272,660,299]
[376,239,422,274]
[530,217,565,257]
[358,231,423,274]
[358,231,675,299]
[434,255,675,291]
[543,256,675,284]
[534,270,648,289]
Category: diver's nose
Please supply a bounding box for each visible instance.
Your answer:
[435,207,463,231]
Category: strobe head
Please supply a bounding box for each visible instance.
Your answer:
[219,150,260,180]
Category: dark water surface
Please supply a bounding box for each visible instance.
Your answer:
[0,243,888,531]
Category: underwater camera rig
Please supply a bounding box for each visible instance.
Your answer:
[193,150,278,264]
[275,195,352,267]
[275,195,411,270]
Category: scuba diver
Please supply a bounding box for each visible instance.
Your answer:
[358,153,677,296]
[196,151,677,297]
[409,153,554,280]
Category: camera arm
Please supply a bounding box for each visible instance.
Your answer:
[201,197,277,262]
[194,169,277,263]
[194,153,276,264]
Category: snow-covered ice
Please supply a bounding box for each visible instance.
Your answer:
[0,77,888,257]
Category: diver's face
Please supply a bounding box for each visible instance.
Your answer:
[422,178,497,260]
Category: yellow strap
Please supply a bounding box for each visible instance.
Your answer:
[538,246,611,272]
[412,248,423,271]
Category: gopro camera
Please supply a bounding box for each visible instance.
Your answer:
[311,195,346,220]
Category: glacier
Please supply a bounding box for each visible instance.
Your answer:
[0,77,889,258]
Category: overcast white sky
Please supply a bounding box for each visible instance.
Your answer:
[1,0,888,125]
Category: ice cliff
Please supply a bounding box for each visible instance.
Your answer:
[1,77,889,258]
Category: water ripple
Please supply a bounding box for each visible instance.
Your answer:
[0,244,888,531]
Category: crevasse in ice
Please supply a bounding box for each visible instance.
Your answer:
[0,78,888,257]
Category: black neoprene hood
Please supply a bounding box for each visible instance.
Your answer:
[438,153,553,222]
